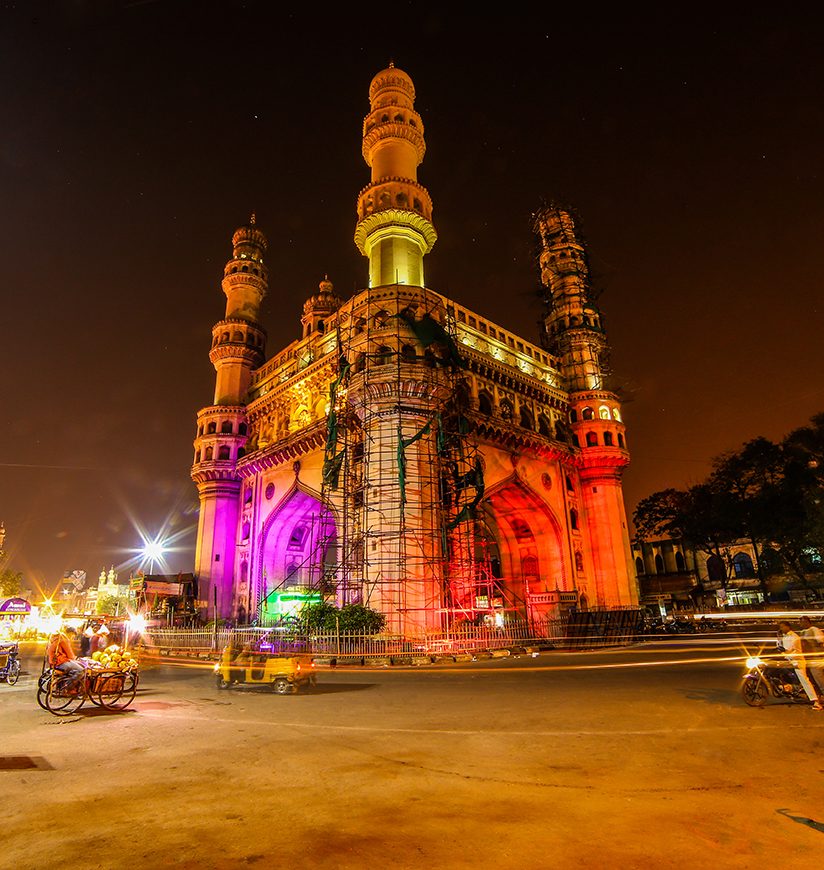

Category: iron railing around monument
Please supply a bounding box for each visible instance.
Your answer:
[143,609,642,658]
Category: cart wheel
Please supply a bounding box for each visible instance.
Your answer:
[99,671,138,711]
[8,660,21,686]
[36,670,52,710]
[216,674,229,690]
[743,677,768,707]
[45,675,86,717]
[273,678,292,695]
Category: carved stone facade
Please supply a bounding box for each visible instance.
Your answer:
[191,66,638,632]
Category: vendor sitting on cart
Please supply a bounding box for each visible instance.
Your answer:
[47,627,85,687]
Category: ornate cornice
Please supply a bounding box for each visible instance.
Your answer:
[467,413,575,463]
[362,122,425,164]
[236,420,328,478]
[209,343,264,367]
[354,208,437,255]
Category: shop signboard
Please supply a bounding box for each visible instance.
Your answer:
[0,597,31,614]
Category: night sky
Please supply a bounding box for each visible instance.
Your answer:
[2,2,823,593]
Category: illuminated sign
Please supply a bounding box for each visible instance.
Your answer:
[0,597,31,614]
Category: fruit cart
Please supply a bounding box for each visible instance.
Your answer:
[38,644,140,717]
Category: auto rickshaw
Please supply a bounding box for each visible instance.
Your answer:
[214,642,316,694]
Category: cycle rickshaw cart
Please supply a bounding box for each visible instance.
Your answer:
[38,655,139,717]
[0,642,20,685]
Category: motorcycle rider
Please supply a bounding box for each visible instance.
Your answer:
[799,615,824,698]
[777,621,822,711]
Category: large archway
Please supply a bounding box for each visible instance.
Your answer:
[479,476,567,619]
[256,484,337,621]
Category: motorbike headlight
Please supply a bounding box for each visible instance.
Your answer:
[746,656,763,669]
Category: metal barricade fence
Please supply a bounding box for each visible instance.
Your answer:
[143,612,640,658]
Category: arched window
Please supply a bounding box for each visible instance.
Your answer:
[394,113,404,122]
[603,431,614,446]
[221,421,233,434]
[401,344,416,362]
[733,552,755,579]
[194,450,201,464]
[241,521,250,541]
[355,318,366,335]
[675,551,686,572]
[635,556,645,575]
[582,407,594,421]
[207,422,217,434]
[707,554,726,582]
[238,423,248,436]
[575,551,584,572]
[376,345,392,366]
[569,410,578,422]
[500,400,514,422]
[570,508,579,530]
[221,332,229,343]
[565,475,574,492]
[654,554,665,574]
[599,406,610,420]
[204,447,213,461]
[612,408,622,422]
[478,393,493,415]
[519,408,534,430]
[579,593,589,611]
[586,432,598,447]
[237,448,245,459]
[218,446,231,461]
[571,434,580,447]
[354,353,366,373]
[233,331,243,342]
[617,433,625,448]
[373,310,390,329]
[537,415,551,436]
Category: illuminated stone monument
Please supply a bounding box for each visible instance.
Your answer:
[191,65,637,632]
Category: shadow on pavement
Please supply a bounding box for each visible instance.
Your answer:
[683,687,740,706]
[306,682,376,695]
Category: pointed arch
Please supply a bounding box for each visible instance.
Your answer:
[479,475,568,617]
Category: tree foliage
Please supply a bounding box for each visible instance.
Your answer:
[299,601,386,634]
[0,569,23,598]
[633,412,824,590]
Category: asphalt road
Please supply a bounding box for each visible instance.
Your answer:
[3,633,824,870]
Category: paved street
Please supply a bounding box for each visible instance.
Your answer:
[4,634,824,869]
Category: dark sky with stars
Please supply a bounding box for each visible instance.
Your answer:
[2,2,823,593]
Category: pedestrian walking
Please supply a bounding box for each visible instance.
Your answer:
[799,615,824,700]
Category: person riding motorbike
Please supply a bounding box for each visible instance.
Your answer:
[778,621,822,711]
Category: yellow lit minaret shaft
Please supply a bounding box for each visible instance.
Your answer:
[354,64,436,287]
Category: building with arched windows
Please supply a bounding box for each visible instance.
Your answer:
[190,65,638,633]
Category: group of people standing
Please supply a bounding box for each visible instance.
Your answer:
[779,616,824,711]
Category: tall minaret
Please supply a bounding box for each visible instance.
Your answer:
[354,63,437,287]
[534,205,637,607]
[191,217,268,619]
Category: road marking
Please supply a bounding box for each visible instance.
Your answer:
[135,708,823,736]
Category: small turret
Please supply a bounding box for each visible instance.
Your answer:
[301,276,343,338]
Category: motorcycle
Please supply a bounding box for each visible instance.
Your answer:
[742,649,819,707]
